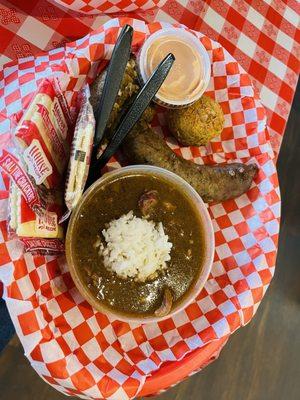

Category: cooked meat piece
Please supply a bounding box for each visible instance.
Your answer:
[89,59,139,136]
[106,59,139,135]
[123,123,258,203]
[89,70,107,114]
[90,58,155,140]
[155,288,173,317]
[138,190,159,217]
[163,201,176,212]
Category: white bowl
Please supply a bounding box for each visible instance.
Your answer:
[66,165,215,324]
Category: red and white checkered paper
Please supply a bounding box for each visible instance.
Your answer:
[0,18,280,400]
[53,0,167,14]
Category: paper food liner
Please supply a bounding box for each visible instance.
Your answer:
[0,18,280,400]
[52,0,168,14]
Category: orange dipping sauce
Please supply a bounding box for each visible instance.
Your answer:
[146,36,204,102]
[139,28,211,107]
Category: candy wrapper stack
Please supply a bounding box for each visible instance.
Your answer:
[0,77,94,254]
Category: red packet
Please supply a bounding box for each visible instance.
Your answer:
[14,78,73,191]
[0,150,41,209]
[8,181,64,254]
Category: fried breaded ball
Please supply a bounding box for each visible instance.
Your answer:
[167,95,224,146]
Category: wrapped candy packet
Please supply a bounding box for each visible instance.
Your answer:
[9,182,63,239]
[61,85,95,221]
[8,182,64,254]
[14,78,72,192]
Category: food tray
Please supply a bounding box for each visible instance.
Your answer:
[0,18,280,399]
[139,335,229,396]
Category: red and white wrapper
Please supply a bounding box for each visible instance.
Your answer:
[0,149,41,210]
[7,180,65,254]
[62,85,95,221]
[14,78,72,189]
[0,18,280,400]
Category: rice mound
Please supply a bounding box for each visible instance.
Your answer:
[99,211,173,282]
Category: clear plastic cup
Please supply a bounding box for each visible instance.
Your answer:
[138,28,211,108]
[66,165,215,324]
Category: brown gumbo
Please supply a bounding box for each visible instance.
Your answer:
[72,173,205,317]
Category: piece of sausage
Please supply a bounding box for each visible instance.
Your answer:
[138,190,159,217]
[123,123,258,203]
[155,288,173,317]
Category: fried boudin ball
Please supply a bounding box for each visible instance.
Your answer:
[167,95,224,146]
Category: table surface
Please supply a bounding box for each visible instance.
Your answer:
[0,82,299,400]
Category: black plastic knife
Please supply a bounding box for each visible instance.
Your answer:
[88,52,175,185]
[93,24,133,150]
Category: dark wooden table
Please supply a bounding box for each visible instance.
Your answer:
[0,83,299,400]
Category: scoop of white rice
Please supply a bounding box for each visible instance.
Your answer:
[99,211,173,282]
